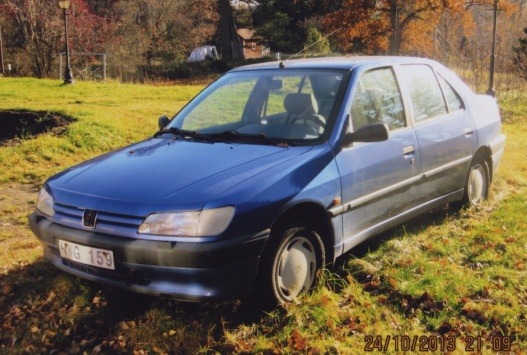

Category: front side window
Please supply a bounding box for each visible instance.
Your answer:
[170,69,345,143]
[401,65,448,121]
[350,68,406,131]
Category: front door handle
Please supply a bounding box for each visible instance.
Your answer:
[403,145,415,165]
[403,145,415,156]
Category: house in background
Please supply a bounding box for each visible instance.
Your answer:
[237,28,270,59]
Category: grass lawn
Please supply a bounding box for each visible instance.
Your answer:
[0,78,526,354]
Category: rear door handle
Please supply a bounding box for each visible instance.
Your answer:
[464,127,474,136]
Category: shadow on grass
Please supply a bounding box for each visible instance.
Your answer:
[0,110,76,147]
[339,204,461,264]
[0,258,269,353]
[0,204,461,353]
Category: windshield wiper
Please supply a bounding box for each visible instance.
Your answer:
[210,130,267,140]
[155,128,278,145]
[154,127,199,139]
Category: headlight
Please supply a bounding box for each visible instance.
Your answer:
[138,206,235,237]
[36,188,55,217]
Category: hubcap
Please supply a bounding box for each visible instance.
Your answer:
[276,236,317,301]
[468,164,486,206]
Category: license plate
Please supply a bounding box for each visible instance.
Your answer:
[59,240,115,270]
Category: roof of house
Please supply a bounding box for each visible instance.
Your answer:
[237,28,261,41]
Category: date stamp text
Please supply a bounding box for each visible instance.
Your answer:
[364,335,512,352]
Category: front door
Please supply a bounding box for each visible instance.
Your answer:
[334,67,419,253]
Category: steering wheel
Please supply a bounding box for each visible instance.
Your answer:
[290,115,326,129]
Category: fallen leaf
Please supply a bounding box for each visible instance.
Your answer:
[1,284,13,295]
[288,329,307,351]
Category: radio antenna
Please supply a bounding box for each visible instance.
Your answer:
[284,27,343,63]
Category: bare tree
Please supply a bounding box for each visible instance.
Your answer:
[2,0,117,78]
[2,0,62,77]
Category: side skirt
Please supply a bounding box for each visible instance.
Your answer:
[335,189,464,257]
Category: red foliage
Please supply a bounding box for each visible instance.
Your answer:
[67,0,120,55]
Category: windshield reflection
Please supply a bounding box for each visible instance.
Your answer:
[168,69,345,143]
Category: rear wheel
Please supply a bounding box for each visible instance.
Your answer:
[461,157,490,207]
[257,224,325,305]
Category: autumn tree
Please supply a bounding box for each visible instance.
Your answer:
[323,0,448,54]
[514,27,527,77]
[67,1,117,57]
[116,0,187,67]
[186,0,219,51]
[110,0,218,79]
[322,0,515,56]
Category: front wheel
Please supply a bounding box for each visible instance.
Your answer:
[257,225,325,305]
[461,157,490,208]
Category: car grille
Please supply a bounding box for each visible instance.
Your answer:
[53,202,145,238]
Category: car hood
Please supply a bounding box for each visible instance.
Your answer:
[47,138,313,213]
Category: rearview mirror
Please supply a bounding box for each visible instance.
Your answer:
[158,115,170,130]
[342,122,389,147]
[268,79,283,90]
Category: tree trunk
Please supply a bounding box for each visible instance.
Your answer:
[389,1,400,55]
[219,0,245,61]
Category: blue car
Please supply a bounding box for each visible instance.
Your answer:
[29,57,505,304]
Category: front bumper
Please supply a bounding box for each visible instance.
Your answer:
[29,213,269,301]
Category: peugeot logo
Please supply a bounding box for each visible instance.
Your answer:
[83,210,98,229]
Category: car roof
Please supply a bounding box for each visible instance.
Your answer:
[229,56,440,72]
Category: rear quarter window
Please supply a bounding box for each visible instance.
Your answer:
[438,75,465,113]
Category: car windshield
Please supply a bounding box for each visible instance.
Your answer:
[167,69,345,143]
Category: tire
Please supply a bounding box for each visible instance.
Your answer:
[257,224,325,305]
[461,157,490,208]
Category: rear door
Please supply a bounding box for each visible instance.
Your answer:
[398,64,477,205]
[334,67,420,251]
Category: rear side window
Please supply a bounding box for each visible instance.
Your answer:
[401,65,448,122]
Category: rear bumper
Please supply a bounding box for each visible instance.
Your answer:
[29,213,269,301]
[490,133,506,178]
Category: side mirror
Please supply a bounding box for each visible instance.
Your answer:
[342,122,389,147]
[158,115,170,130]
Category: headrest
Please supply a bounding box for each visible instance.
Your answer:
[284,93,319,115]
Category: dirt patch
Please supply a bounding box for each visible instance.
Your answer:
[0,183,40,268]
[0,110,74,147]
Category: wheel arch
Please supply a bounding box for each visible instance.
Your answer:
[269,202,335,264]
[456,146,493,209]
[472,146,493,183]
